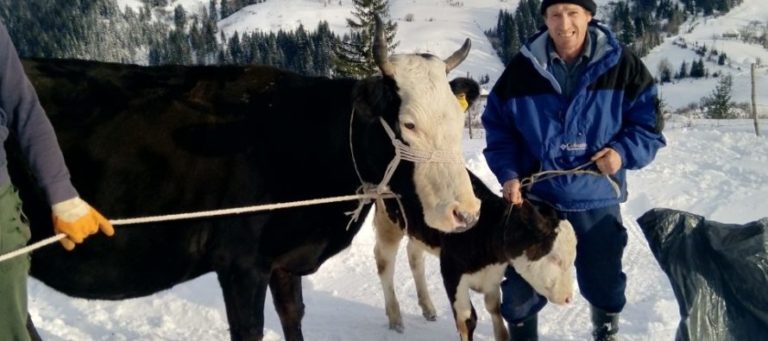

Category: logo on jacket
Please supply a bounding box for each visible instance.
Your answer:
[560,142,587,151]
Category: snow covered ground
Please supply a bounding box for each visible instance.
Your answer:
[17,0,768,339]
[27,118,768,340]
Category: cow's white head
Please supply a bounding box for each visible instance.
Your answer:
[505,202,577,305]
[366,18,481,233]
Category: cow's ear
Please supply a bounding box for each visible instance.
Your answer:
[352,76,401,122]
[172,121,250,156]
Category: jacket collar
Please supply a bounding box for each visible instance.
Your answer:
[520,20,621,93]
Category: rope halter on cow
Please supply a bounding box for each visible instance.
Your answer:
[345,112,465,231]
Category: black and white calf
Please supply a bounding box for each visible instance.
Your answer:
[373,172,577,341]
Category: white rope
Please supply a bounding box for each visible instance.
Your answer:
[344,115,465,231]
[378,117,464,164]
[0,234,65,263]
[520,161,622,197]
[344,115,405,229]
[0,192,398,264]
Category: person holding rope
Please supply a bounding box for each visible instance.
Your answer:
[481,1,666,340]
[0,22,114,341]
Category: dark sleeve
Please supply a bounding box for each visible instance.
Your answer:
[0,23,78,204]
[608,50,667,170]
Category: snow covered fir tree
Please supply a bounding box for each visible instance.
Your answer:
[333,0,398,78]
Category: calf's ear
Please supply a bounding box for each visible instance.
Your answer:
[518,200,538,224]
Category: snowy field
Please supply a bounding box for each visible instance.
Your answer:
[16,0,768,339]
[27,118,768,340]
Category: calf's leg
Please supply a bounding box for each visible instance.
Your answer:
[373,204,406,332]
[483,289,509,341]
[443,264,477,341]
[406,238,437,321]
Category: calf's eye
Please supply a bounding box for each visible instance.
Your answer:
[403,122,416,130]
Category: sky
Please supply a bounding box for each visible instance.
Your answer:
[21,0,768,340]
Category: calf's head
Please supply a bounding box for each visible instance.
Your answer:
[352,17,481,233]
[505,201,576,305]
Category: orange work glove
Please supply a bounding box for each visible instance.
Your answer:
[52,197,114,251]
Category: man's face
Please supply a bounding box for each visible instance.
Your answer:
[545,4,593,57]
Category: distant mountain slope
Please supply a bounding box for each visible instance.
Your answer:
[644,0,768,111]
[213,0,521,83]
[109,0,768,112]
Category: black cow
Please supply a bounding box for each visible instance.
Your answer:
[373,171,577,341]
[10,20,481,341]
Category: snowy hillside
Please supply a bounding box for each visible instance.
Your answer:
[124,0,768,113]
[27,118,768,340]
[18,0,768,340]
[644,1,768,111]
[216,0,524,85]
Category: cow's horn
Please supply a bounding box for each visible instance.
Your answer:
[444,38,471,73]
[373,15,395,77]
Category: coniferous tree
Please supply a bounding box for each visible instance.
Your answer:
[503,18,521,62]
[702,74,736,119]
[677,60,688,79]
[228,31,243,63]
[173,5,187,30]
[690,58,705,78]
[333,0,398,78]
[208,0,219,21]
[312,21,335,76]
[657,58,673,83]
[485,0,542,64]
[221,0,233,19]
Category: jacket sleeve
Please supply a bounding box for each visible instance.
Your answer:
[0,23,78,205]
[482,91,527,185]
[608,54,666,170]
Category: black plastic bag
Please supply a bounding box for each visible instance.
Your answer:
[637,208,768,341]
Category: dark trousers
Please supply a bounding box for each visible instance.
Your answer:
[500,204,628,324]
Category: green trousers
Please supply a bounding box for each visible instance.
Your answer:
[0,184,32,341]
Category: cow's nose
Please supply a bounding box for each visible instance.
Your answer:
[451,209,479,232]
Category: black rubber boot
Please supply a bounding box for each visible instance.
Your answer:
[509,314,538,341]
[591,306,619,341]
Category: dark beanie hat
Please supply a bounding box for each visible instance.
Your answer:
[540,0,597,15]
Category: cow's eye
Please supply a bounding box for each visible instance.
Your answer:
[403,122,416,130]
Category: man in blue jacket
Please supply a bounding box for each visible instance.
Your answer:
[0,22,115,340]
[482,0,666,340]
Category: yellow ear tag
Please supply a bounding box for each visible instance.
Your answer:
[456,93,469,112]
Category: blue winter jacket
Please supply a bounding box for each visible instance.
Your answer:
[482,21,666,211]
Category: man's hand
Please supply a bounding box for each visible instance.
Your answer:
[502,179,523,205]
[52,197,114,251]
[591,147,622,175]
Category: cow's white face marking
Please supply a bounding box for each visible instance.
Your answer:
[387,54,481,233]
[509,220,577,305]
